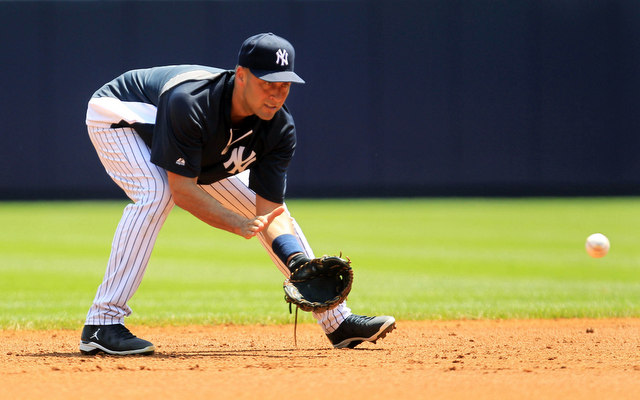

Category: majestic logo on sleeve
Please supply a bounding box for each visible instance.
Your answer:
[275,49,289,66]
[223,146,256,174]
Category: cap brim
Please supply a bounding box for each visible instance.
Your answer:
[251,69,305,84]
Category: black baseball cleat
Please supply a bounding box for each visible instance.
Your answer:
[326,314,396,349]
[79,324,155,355]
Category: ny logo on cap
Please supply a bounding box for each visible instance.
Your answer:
[275,49,289,66]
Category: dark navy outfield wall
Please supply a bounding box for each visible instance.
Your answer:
[1,0,639,199]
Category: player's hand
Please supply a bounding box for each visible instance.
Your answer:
[240,206,285,239]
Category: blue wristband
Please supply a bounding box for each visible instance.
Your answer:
[272,234,304,264]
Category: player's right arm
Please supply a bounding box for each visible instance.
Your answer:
[167,172,284,239]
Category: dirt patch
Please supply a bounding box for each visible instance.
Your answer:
[2,319,639,399]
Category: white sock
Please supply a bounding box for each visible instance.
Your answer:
[313,302,352,334]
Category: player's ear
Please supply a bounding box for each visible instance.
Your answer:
[235,66,246,83]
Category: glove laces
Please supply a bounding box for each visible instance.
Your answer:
[288,303,300,348]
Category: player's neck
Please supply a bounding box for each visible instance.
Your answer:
[230,93,251,125]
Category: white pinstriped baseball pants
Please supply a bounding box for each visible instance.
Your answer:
[86,125,351,333]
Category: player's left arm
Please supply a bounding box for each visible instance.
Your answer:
[253,115,305,267]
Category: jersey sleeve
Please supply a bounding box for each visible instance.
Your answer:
[150,86,206,178]
[249,117,296,204]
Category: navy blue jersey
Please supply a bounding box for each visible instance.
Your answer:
[87,65,297,203]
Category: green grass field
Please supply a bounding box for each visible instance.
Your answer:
[1,198,639,330]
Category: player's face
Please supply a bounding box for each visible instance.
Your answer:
[239,69,291,121]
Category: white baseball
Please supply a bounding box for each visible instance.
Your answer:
[585,233,610,258]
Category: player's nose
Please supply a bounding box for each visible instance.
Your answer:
[269,84,290,102]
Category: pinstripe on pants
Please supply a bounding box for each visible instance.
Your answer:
[86,125,350,333]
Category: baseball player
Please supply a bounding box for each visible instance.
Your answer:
[80,33,395,355]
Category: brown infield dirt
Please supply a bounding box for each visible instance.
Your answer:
[1,319,639,400]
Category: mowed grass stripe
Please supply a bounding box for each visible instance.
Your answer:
[0,198,638,329]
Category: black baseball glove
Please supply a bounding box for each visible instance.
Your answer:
[283,254,353,313]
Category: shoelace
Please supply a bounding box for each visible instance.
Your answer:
[111,324,136,340]
[347,315,374,324]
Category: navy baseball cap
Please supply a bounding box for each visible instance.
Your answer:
[238,33,305,84]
